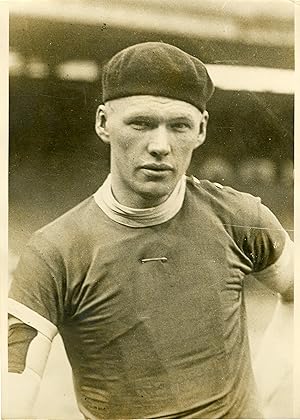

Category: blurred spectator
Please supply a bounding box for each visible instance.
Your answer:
[280,159,294,186]
[199,156,233,184]
[239,158,277,185]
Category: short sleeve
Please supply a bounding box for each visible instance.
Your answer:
[241,199,287,273]
[213,184,294,299]
[9,231,66,331]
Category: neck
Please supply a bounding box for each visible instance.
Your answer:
[110,188,170,209]
[93,174,187,228]
[109,175,174,209]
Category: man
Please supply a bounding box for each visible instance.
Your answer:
[6,42,293,419]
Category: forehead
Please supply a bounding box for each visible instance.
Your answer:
[106,96,201,119]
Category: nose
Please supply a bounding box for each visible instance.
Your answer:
[147,127,171,157]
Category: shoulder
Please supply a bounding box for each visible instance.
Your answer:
[185,176,286,259]
[26,195,101,261]
[41,195,96,231]
[35,196,98,241]
[186,176,261,222]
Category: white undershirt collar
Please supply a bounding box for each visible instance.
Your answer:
[93,174,186,228]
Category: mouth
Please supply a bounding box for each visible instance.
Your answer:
[140,164,173,178]
[140,163,173,172]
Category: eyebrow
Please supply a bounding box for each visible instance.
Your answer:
[124,111,196,123]
[169,116,195,124]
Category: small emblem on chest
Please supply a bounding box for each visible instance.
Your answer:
[140,257,168,263]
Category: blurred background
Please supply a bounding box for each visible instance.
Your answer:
[9,0,294,418]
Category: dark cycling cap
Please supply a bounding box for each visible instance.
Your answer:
[102,42,215,112]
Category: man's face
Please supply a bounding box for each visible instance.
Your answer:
[96,96,208,208]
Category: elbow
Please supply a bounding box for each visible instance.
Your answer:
[279,285,294,303]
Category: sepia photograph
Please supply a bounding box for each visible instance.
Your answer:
[2,0,296,418]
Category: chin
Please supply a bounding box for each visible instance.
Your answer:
[136,182,174,203]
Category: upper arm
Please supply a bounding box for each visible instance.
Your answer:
[253,233,294,302]
[5,232,63,416]
[8,233,60,375]
[9,230,66,326]
[240,198,294,301]
[4,316,55,418]
[220,187,294,300]
[8,314,56,376]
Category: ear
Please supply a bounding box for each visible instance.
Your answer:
[194,110,209,150]
[95,104,110,144]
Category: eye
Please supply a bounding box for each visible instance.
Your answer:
[129,119,151,130]
[171,122,192,132]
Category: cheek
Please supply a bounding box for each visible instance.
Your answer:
[175,134,199,154]
[173,137,198,168]
[111,127,142,150]
[109,133,131,155]
[110,132,142,168]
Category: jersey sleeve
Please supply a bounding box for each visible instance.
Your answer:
[204,180,293,295]
[9,231,66,334]
[232,193,293,299]
[241,199,287,272]
[205,181,288,273]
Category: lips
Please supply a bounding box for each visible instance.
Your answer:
[140,163,173,171]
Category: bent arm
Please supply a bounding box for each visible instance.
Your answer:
[3,313,55,418]
[5,233,63,417]
[252,234,294,415]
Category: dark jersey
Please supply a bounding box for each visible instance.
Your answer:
[9,178,287,419]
